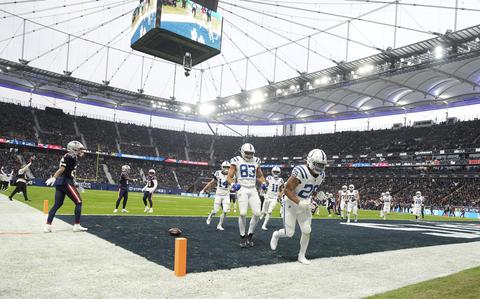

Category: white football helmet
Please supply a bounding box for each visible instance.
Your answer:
[416,191,421,196]
[148,169,156,175]
[385,191,390,196]
[381,192,385,197]
[67,140,85,156]
[240,143,255,161]
[122,165,131,173]
[342,185,347,191]
[349,184,354,191]
[306,149,327,174]
[272,166,281,178]
[221,161,230,174]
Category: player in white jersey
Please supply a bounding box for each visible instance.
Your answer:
[338,185,348,219]
[270,149,327,265]
[380,191,393,220]
[378,192,385,217]
[412,191,424,220]
[201,161,232,230]
[346,184,360,223]
[227,143,267,248]
[260,166,284,230]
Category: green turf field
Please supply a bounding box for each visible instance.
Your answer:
[1,186,477,221]
[368,266,480,299]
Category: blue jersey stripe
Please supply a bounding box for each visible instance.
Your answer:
[299,165,308,179]
[294,166,305,179]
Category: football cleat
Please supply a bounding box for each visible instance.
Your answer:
[259,214,264,220]
[261,226,268,231]
[206,214,212,225]
[73,224,88,232]
[216,225,224,231]
[148,208,153,213]
[44,224,53,233]
[240,236,248,248]
[113,209,118,213]
[144,206,149,212]
[247,233,254,247]
[298,255,311,265]
[270,231,279,250]
[122,209,128,213]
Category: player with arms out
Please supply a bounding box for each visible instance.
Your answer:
[380,191,393,220]
[201,161,231,231]
[113,165,135,213]
[338,185,348,220]
[346,184,360,223]
[270,149,327,265]
[413,191,424,220]
[44,141,87,232]
[260,166,284,230]
[142,169,157,213]
[227,143,267,248]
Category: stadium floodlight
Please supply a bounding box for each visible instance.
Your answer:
[249,91,265,105]
[198,103,215,116]
[182,105,191,113]
[357,64,374,75]
[434,46,444,59]
[227,99,239,107]
[320,76,330,84]
[290,85,296,91]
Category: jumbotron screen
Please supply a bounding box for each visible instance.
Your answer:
[159,0,222,51]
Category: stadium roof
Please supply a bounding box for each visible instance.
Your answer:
[0,0,479,125]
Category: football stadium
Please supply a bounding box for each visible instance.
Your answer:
[1,0,480,298]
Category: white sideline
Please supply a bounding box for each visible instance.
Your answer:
[1,194,479,299]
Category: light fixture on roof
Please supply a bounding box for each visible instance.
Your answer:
[434,46,444,59]
[182,105,191,113]
[249,91,265,105]
[290,85,295,91]
[227,99,239,108]
[198,103,215,116]
[320,76,330,84]
[357,64,374,75]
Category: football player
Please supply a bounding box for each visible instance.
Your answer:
[0,166,10,190]
[260,166,284,230]
[379,192,385,217]
[381,191,393,220]
[9,156,34,201]
[227,143,267,248]
[142,169,157,213]
[113,165,135,213]
[346,184,360,223]
[200,161,231,230]
[326,192,335,217]
[413,191,424,220]
[270,149,327,265]
[338,185,348,219]
[44,141,87,232]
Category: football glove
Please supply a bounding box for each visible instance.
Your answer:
[199,190,205,195]
[141,186,147,192]
[45,177,56,186]
[261,183,268,190]
[232,183,241,191]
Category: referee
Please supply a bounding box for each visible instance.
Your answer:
[8,157,34,201]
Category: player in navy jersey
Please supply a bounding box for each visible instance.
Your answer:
[142,169,158,213]
[44,141,87,233]
[113,165,135,213]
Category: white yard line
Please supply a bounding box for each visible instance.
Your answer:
[1,194,479,299]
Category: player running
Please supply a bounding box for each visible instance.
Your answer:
[346,184,360,223]
[260,166,284,230]
[201,161,232,231]
[338,185,348,220]
[380,191,393,220]
[142,169,157,213]
[227,143,267,248]
[44,141,87,232]
[113,165,135,213]
[270,149,327,265]
[413,191,424,220]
